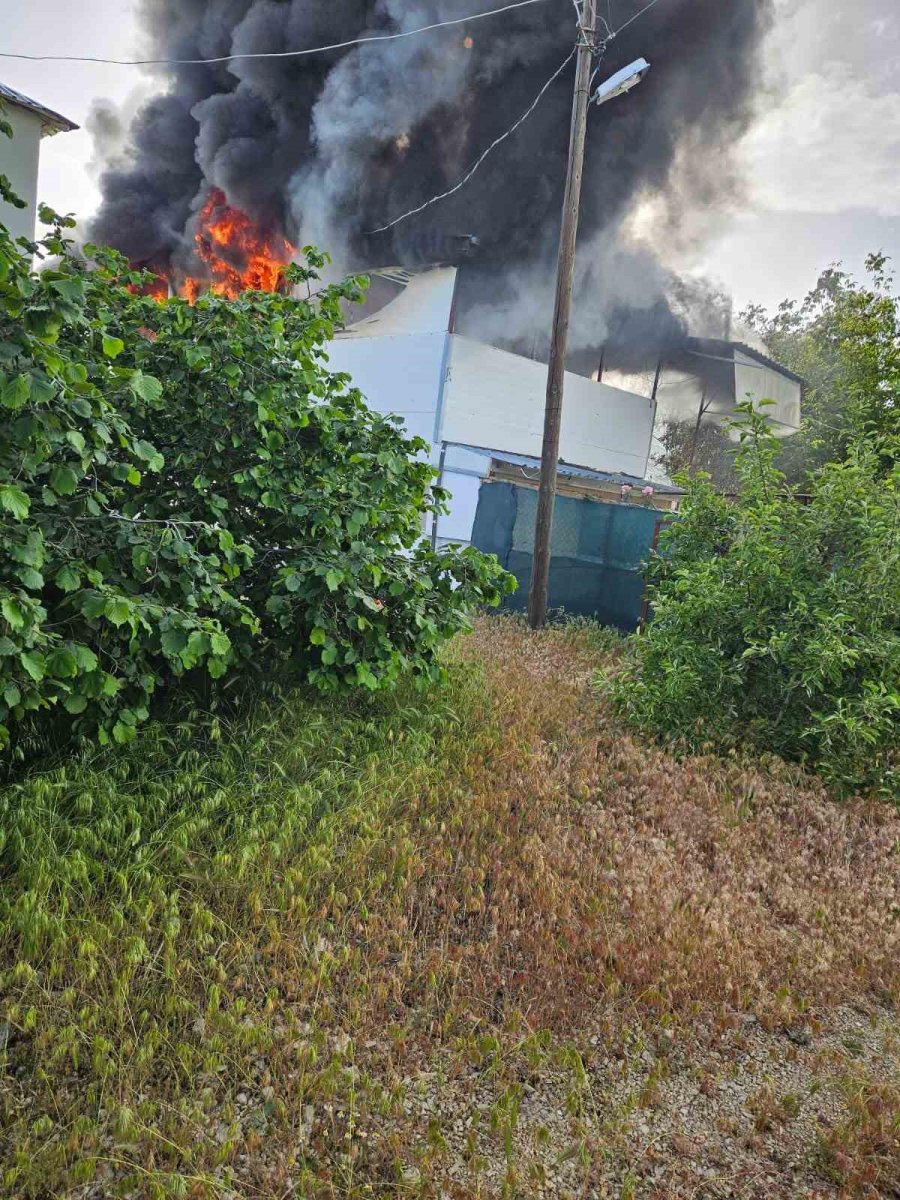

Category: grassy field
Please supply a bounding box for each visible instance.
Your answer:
[1,618,898,1199]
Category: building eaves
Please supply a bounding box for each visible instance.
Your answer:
[449,443,684,494]
[0,82,79,137]
[684,337,805,387]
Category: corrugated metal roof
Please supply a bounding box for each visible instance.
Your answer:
[685,337,805,387]
[448,443,684,494]
[0,82,78,137]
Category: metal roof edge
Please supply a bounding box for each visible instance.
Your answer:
[0,82,79,137]
[443,441,684,494]
[685,337,805,387]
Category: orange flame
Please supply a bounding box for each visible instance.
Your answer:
[129,272,169,301]
[180,188,295,301]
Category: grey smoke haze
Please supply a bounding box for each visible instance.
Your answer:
[88,0,776,358]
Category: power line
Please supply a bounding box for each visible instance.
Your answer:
[366,45,577,234]
[0,0,554,66]
[613,0,664,36]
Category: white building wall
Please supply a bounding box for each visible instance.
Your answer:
[437,445,493,547]
[325,266,657,545]
[734,350,802,433]
[442,337,654,478]
[324,331,447,449]
[0,104,41,243]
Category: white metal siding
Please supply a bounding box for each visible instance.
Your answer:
[0,104,41,243]
[734,351,802,433]
[441,337,654,478]
[324,331,448,450]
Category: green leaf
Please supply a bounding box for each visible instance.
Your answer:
[161,629,188,656]
[16,567,43,591]
[0,374,29,410]
[81,593,107,620]
[112,720,137,745]
[355,663,378,691]
[55,566,80,593]
[3,682,21,708]
[128,371,163,404]
[49,466,79,496]
[309,627,327,646]
[47,648,78,678]
[65,430,86,453]
[184,345,209,369]
[180,630,209,669]
[1,596,24,630]
[104,597,132,627]
[325,569,343,593]
[209,631,231,656]
[20,651,45,682]
[72,645,98,672]
[64,694,88,714]
[102,334,125,359]
[132,439,164,471]
[0,484,30,519]
[10,533,43,567]
[49,277,85,304]
[27,372,56,405]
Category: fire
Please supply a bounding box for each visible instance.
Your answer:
[180,188,295,301]
[129,272,169,301]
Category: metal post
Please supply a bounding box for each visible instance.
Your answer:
[528,0,597,629]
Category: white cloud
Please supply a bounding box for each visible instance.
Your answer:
[739,65,900,216]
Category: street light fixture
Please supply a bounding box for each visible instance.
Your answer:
[592,58,651,106]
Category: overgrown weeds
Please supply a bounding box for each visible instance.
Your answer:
[1,618,898,1197]
[819,1069,900,1197]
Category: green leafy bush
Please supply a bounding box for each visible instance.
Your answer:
[611,406,899,798]
[0,212,513,755]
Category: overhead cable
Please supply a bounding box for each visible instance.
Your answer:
[612,0,664,37]
[366,46,578,234]
[0,0,555,65]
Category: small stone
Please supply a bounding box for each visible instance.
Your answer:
[785,1025,812,1047]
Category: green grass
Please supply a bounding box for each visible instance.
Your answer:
[0,667,491,1198]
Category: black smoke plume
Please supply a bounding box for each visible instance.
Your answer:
[90,0,775,360]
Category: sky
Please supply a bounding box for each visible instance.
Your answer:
[1,0,899,314]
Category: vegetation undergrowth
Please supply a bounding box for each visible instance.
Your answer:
[2,619,899,1199]
[610,405,899,800]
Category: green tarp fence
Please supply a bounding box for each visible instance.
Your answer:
[470,481,667,632]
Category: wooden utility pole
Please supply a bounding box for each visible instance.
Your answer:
[528,0,597,629]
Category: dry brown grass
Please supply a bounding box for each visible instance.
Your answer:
[417,617,900,1028]
[819,1068,900,1198]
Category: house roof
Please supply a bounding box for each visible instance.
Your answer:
[684,337,805,387]
[0,82,78,137]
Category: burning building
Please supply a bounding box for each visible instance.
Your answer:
[87,0,799,625]
[90,0,778,354]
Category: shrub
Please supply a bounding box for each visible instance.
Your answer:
[610,404,900,798]
[0,211,513,756]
